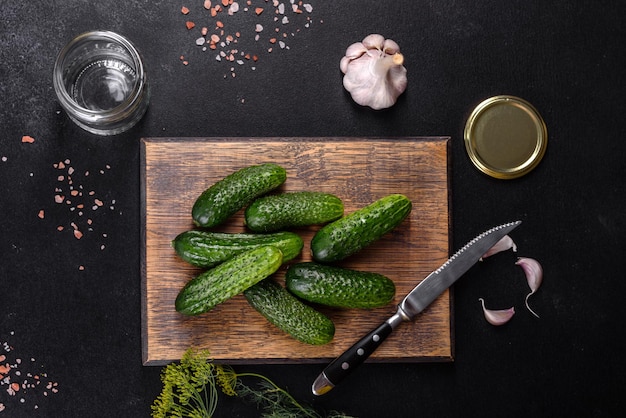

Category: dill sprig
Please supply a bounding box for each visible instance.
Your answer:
[152,348,218,418]
[151,348,354,418]
[235,371,319,418]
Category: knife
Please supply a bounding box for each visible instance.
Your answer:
[312,220,522,395]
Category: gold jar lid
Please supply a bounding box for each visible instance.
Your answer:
[464,95,548,179]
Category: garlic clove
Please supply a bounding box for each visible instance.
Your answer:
[361,33,385,50]
[479,298,515,326]
[516,257,543,318]
[382,39,400,54]
[339,56,351,74]
[342,58,370,86]
[344,42,368,60]
[481,235,517,260]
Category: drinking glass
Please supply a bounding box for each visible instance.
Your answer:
[53,31,150,136]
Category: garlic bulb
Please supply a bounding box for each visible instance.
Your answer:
[340,34,408,110]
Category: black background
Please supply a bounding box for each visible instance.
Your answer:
[2,1,625,417]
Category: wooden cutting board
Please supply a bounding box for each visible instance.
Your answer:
[141,137,451,366]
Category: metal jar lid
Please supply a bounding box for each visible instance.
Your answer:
[464,95,548,179]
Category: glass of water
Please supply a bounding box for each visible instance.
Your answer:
[53,31,150,136]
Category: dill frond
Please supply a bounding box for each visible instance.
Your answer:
[151,348,355,418]
[151,348,217,418]
[236,373,321,418]
[215,365,238,396]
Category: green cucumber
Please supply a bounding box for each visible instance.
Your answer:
[286,262,395,309]
[192,163,287,228]
[311,194,412,262]
[244,279,335,345]
[244,191,344,232]
[175,246,283,316]
[172,230,303,268]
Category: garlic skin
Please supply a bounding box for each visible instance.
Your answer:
[516,257,543,318]
[481,235,517,260]
[340,34,408,110]
[479,298,515,326]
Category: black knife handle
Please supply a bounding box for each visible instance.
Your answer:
[312,319,394,395]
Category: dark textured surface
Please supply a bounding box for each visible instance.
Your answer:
[1,1,625,416]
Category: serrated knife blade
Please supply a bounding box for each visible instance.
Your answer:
[312,221,522,396]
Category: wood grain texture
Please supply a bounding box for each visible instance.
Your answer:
[141,137,451,365]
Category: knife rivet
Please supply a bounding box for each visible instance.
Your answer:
[341,362,350,370]
[373,334,380,342]
[357,348,365,356]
